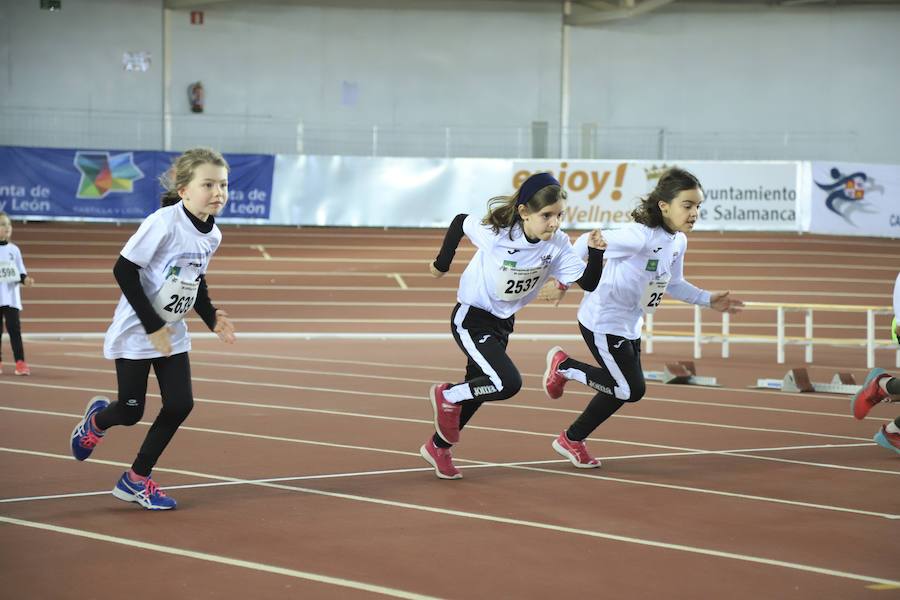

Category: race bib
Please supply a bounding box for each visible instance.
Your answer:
[151,266,200,323]
[495,261,544,301]
[640,274,670,314]
[0,260,20,284]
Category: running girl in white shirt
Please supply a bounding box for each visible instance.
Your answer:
[421,172,606,479]
[0,212,35,375]
[851,271,900,455]
[70,148,236,509]
[541,167,745,468]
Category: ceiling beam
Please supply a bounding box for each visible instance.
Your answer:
[567,0,676,25]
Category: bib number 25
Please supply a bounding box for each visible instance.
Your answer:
[647,292,664,309]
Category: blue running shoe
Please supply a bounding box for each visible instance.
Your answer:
[112,472,177,510]
[873,424,900,455]
[70,396,109,461]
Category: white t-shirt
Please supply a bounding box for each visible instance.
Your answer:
[104,204,221,360]
[575,223,710,339]
[0,242,27,310]
[457,215,586,319]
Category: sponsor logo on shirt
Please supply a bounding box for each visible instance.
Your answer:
[540,254,552,267]
[645,259,659,272]
[502,260,517,268]
[507,249,520,255]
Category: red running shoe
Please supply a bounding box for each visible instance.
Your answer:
[429,383,461,444]
[14,360,30,376]
[420,439,462,480]
[552,431,600,468]
[543,346,569,400]
[873,424,900,454]
[852,368,889,420]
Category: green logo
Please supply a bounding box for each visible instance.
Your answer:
[167,266,181,278]
[645,259,659,272]
[503,260,517,268]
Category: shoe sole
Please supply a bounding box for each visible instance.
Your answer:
[112,484,176,510]
[429,384,458,445]
[552,438,600,469]
[851,368,886,419]
[419,444,462,480]
[543,346,564,400]
[70,396,109,461]
[873,430,900,455]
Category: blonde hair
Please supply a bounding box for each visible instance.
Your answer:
[159,147,229,207]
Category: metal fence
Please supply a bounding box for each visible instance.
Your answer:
[0,107,859,160]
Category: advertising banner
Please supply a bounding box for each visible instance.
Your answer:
[0,146,274,221]
[805,162,900,238]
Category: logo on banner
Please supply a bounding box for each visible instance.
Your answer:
[814,167,883,226]
[74,151,144,199]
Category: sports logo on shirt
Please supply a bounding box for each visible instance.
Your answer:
[540,254,552,267]
[166,266,181,278]
[502,260,517,269]
[507,249,520,255]
[645,259,659,272]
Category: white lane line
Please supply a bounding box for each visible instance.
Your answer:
[0,460,897,587]
[17,363,873,443]
[389,273,409,290]
[5,379,895,477]
[3,397,898,520]
[0,516,441,600]
[251,244,272,260]
[173,348,878,403]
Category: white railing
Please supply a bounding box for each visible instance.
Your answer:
[644,301,899,369]
[0,107,859,161]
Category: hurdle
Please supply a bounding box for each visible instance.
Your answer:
[645,360,720,387]
[753,368,861,394]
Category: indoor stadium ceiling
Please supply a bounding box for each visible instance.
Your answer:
[162,0,900,26]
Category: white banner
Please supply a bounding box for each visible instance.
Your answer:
[273,155,803,231]
[511,160,800,231]
[806,162,900,238]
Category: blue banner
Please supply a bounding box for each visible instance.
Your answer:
[0,146,273,221]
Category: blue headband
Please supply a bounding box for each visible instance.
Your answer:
[517,173,560,206]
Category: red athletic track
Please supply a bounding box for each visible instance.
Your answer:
[1,223,898,600]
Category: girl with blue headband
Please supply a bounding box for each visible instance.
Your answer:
[420,172,606,479]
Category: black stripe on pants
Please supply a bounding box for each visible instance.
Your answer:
[433,303,522,448]
[0,306,25,362]
[563,322,645,442]
[94,352,194,477]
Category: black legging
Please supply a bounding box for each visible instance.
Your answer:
[433,303,523,449]
[559,322,646,441]
[0,306,25,363]
[94,352,194,477]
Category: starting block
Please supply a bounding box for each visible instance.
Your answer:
[646,360,720,387]
[753,368,861,394]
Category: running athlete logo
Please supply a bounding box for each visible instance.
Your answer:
[814,167,883,226]
[478,335,490,344]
